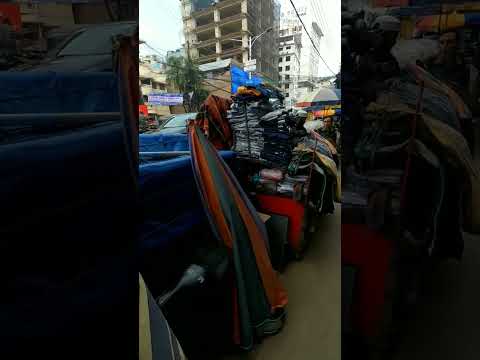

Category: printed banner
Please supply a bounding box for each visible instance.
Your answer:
[148,93,183,106]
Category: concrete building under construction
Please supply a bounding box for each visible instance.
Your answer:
[180,0,280,84]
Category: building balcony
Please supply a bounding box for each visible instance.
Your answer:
[194,37,217,48]
[297,78,316,88]
[191,6,214,18]
[195,21,216,33]
[221,47,244,58]
[217,0,243,10]
[218,12,245,26]
[195,52,219,63]
[219,30,245,41]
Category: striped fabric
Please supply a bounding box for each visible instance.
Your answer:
[139,275,187,360]
[415,12,465,32]
[189,125,288,350]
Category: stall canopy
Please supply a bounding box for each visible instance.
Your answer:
[188,125,287,350]
[416,12,480,32]
[312,107,342,118]
[296,88,341,109]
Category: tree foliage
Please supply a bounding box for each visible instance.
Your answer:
[165,56,208,112]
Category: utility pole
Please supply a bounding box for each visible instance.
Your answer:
[248,27,273,80]
[231,27,273,80]
[185,39,193,112]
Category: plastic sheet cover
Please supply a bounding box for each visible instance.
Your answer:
[0,72,120,114]
[231,65,262,94]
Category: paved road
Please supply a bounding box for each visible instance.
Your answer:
[225,206,341,360]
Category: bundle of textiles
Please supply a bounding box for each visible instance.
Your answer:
[286,133,340,214]
[228,86,304,168]
[252,168,307,199]
[259,109,298,168]
[228,99,272,159]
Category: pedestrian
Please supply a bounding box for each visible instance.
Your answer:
[320,117,338,147]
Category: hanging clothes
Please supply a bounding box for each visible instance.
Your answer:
[188,125,288,350]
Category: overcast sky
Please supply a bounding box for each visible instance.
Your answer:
[140,0,341,76]
[139,0,184,57]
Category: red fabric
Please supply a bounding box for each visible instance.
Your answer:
[194,95,233,150]
[0,4,22,32]
[255,194,306,254]
[139,105,148,116]
[342,224,392,339]
[116,33,139,172]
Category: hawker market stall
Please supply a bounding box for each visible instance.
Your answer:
[224,84,340,264]
[342,7,480,359]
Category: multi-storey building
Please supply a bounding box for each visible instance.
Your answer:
[139,58,170,116]
[278,1,324,106]
[180,0,280,84]
[278,28,302,107]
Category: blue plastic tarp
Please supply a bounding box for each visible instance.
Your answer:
[139,151,236,252]
[140,133,189,152]
[0,72,119,113]
[231,65,262,94]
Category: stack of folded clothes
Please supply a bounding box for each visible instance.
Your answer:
[259,109,295,168]
[228,99,272,159]
[228,91,307,168]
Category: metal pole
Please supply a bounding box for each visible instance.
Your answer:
[248,36,252,61]
[248,36,252,80]
[247,28,271,80]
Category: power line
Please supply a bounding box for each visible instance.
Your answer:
[316,0,341,74]
[312,0,331,37]
[288,0,337,76]
[310,0,328,38]
[202,80,232,94]
[140,42,168,58]
[318,0,333,35]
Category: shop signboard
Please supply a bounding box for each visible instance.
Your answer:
[244,59,257,72]
[148,93,183,106]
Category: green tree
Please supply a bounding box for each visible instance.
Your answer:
[165,56,208,112]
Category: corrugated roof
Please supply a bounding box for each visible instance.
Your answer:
[199,58,232,72]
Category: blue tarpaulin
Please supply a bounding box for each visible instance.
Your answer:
[140,133,189,152]
[231,65,262,94]
[139,151,236,252]
[0,72,119,113]
[1,71,136,356]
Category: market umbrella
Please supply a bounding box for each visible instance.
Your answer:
[188,124,288,350]
[296,87,341,108]
[415,12,468,33]
[312,108,341,118]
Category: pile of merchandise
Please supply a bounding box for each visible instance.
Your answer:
[227,85,340,213]
[342,9,480,257]
[341,9,480,352]
[228,86,305,168]
[228,99,269,160]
